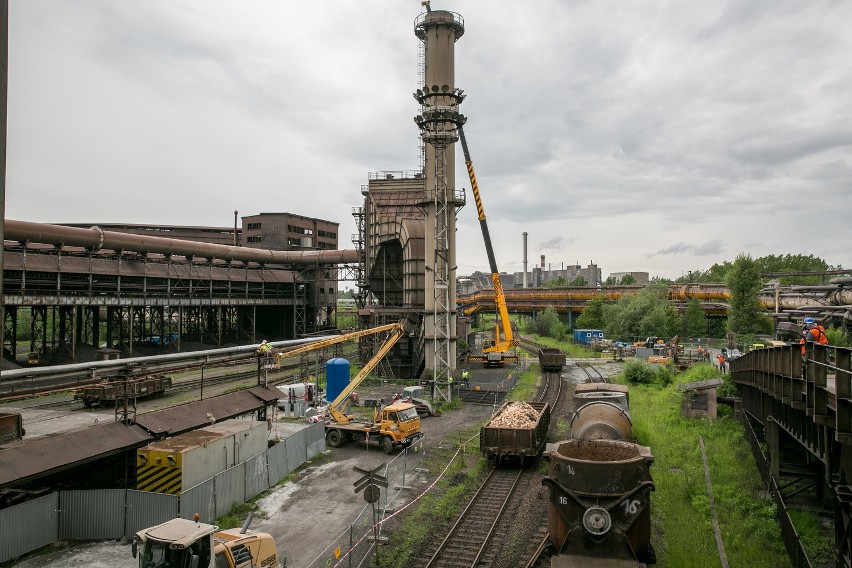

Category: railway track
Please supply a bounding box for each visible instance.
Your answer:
[419,468,524,568]
[415,336,569,568]
[0,342,358,406]
[577,360,608,383]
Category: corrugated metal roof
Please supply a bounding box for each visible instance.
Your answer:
[0,422,153,489]
[0,388,280,489]
[134,387,279,437]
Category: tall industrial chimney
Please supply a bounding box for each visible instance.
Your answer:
[414,8,465,400]
[540,255,545,269]
[522,232,528,288]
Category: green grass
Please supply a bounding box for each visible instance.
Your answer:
[625,366,791,567]
[508,364,540,401]
[788,510,834,565]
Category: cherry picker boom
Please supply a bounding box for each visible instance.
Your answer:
[458,125,518,366]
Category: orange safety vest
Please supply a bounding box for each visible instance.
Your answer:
[811,325,829,345]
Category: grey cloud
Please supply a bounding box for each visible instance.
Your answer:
[650,240,725,257]
[537,236,569,250]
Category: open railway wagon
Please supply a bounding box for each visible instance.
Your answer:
[570,383,633,442]
[480,401,550,465]
[538,347,566,372]
[543,439,656,567]
[74,374,172,407]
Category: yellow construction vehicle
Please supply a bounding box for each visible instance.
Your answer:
[459,126,517,367]
[133,514,282,568]
[321,316,423,454]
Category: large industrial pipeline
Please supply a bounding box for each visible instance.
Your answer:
[4,219,360,265]
[459,280,852,326]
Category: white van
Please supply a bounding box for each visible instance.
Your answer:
[276,383,315,407]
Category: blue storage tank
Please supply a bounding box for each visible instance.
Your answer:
[326,358,351,403]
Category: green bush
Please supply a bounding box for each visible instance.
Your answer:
[826,326,852,348]
[623,359,658,384]
[623,358,679,386]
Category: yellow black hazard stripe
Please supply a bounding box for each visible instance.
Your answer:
[137,465,182,494]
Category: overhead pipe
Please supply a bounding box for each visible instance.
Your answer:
[4,219,360,265]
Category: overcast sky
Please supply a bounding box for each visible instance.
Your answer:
[6,1,852,280]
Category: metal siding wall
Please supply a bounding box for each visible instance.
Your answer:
[0,424,318,563]
[286,429,306,470]
[267,439,290,486]
[59,489,125,540]
[245,452,269,500]
[0,493,58,564]
[306,423,326,459]
[215,463,245,518]
[126,490,178,539]
[180,478,216,523]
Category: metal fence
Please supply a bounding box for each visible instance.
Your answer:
[740,411,813,568]
[305,435,428,568]
[0,423,325,564]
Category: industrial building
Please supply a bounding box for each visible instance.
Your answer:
[1,212,349,367]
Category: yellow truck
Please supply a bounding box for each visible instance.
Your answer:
[133,515,282,567]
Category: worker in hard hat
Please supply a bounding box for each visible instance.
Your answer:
[800,317,828,356]
[461,369,470,388]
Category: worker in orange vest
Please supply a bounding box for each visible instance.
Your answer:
[716,353,726,373]
[800,317,829,355]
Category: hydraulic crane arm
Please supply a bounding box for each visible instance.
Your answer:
[458,126,513,349]
[274,323,400,363]
[327,316,416,424]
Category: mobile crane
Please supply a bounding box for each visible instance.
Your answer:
[321,316,424,454]
[458,125,517,367]
[269,316,424,454]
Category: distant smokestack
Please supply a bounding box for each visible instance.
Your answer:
[522,232,528,288]
[540,255,545,269]
[234,210,239,246]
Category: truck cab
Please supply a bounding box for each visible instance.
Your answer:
[374,401,422,451]
[133,517,281,568]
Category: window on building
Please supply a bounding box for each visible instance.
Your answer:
[247,236,262,243]
[247,223,261,231]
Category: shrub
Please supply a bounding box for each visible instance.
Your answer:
[624,359,657,384]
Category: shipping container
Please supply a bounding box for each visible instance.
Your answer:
[480,401,550,465]
[572,329,604,346]
[136,419,268,494]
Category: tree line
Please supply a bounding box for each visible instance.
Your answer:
[528,253,849,346]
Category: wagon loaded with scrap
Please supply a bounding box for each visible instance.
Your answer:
[480,401,550,465]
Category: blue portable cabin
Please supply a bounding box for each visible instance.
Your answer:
[573,329,605,346]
